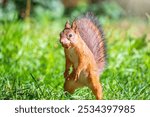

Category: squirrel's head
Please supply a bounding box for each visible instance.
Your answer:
[60,20,78,49]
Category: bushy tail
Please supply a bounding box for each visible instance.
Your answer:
[74,12,106,74]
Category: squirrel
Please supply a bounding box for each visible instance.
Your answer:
[59,12,106,100]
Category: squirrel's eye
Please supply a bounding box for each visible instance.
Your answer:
[68,34,72,38]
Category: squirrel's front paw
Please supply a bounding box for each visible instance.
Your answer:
[66,77,70,80]
[74,69,82,82]
[64,71,69,78]
[74,73,80,82]
[66,73,73,81]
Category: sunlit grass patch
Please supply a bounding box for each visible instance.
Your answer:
[0,18,150,100]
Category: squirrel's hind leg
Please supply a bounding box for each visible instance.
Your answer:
[88,75,103,100]
[64,79,84,94]
[64,80,76,94]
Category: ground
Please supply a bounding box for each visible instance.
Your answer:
[0,17,150,100]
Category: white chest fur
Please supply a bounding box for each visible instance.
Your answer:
[67,47,78,68]
[66,47,89,85]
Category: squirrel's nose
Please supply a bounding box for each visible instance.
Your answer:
[60,39,64,44]
[60,38,68,44]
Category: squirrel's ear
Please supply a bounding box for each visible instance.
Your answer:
[65,20,71,29]
[72,21,77,32]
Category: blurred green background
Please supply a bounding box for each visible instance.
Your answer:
[0,0,150,100]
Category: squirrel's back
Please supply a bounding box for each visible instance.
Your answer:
[74,12,106,74]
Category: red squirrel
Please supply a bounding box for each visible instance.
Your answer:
[59,12,106,99]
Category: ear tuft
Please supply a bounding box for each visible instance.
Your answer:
[72,21,77,32]
[65,20,71,29]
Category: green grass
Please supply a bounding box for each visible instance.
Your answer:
[0,18,150,100]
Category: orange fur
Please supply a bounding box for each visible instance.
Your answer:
[60,13,105,100]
